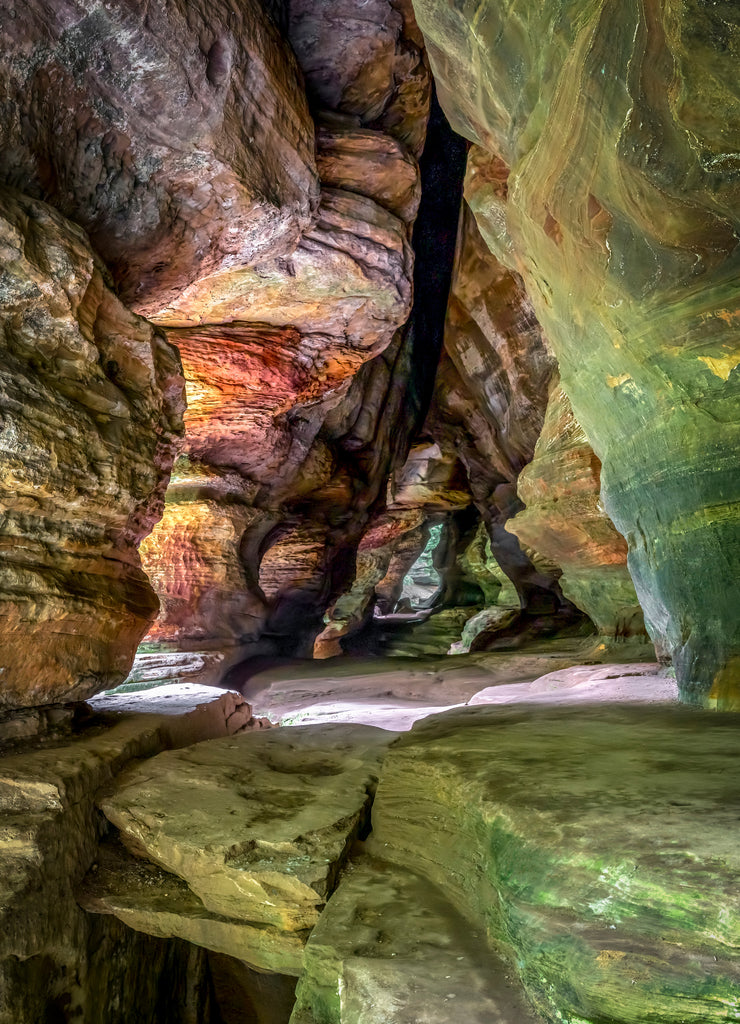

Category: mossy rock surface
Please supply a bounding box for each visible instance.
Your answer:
[369,703,740,1023]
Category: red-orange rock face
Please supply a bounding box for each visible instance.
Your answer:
[0,0,319,316]
[168,324,354,486]
[141,499,267,649]
[0,189,185,706]
[134,2,432,669]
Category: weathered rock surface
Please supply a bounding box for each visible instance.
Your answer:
[388,441,471,512]
[141,487,267,651]
[313,510,426,658]
[414,0,740,702]
[290,858,543,1024]
[0,188,184,707]
[288,0,430,157]
[100,725,392,932]
[426,203,572,618]
[508,379,648,640]
[0,688,258,1023]
[87,683,267,738]
[245,644,666,729]
[79,836,305,976]
[0,0,318,316]
[316,125,421,223]
[134,1,433,674]
[315,439,477,657]
[369,702,740,1023]
[154,189,413,348]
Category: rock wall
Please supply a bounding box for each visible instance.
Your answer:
[0,0,318,314]
[508,378,648,641]
[0,689,260,1023]
[411,0,740,703]
[133,0,433,677]
[0,189,184,707]
[425,202,574,620]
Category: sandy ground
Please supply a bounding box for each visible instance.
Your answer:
[247,653,676,730]
[90,641,676,731]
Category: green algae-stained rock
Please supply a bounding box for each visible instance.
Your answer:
[100,724,392,933]
[410,0,740,704]
[290,858,543,1024]
[369,704,740,1023]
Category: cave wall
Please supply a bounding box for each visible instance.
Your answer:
[411,0,740,703]
[0,0,736,707]
[130,0,434,678]
[508,377,648,641]
[0,188,184,706]
[425,201,576,620]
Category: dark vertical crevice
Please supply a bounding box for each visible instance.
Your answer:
[403,86,469,435]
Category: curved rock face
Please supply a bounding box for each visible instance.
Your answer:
[0,0,318,316]
[508,380,648,641]
[134,4,432,674]
[412,0,740,703]
[153,189,413,349]
[426,203,571,617]
[288,0,430,157]
[0,189,184,707]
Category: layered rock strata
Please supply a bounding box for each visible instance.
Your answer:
[411,0,740,702]
[426,203,571,619]
[0,0,318,315]
[508,379,648,640]
[0,188,184,707]
[98,725,391,958]
[287,0,430,158]
[134,2,433,675]
[0,687,259,1023]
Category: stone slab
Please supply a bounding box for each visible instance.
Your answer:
[101,724,392,932]
[290,857,543,1023]
[79,838,305,975]
[369,703,740,1023]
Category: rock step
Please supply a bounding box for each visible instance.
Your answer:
[78,837,306,976]
[99,724,392,933]
[368,703,740,1023]
[290,856,543,1024]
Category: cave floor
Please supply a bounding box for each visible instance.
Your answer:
[34,644,740,1024]
[240,639,674,730]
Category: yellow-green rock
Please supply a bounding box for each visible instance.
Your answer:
[411,0,740,703]
[369,703,740,1023]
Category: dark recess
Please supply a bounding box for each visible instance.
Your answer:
[404,85,469,434]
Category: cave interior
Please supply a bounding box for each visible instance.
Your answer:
[0,0,739,1021]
